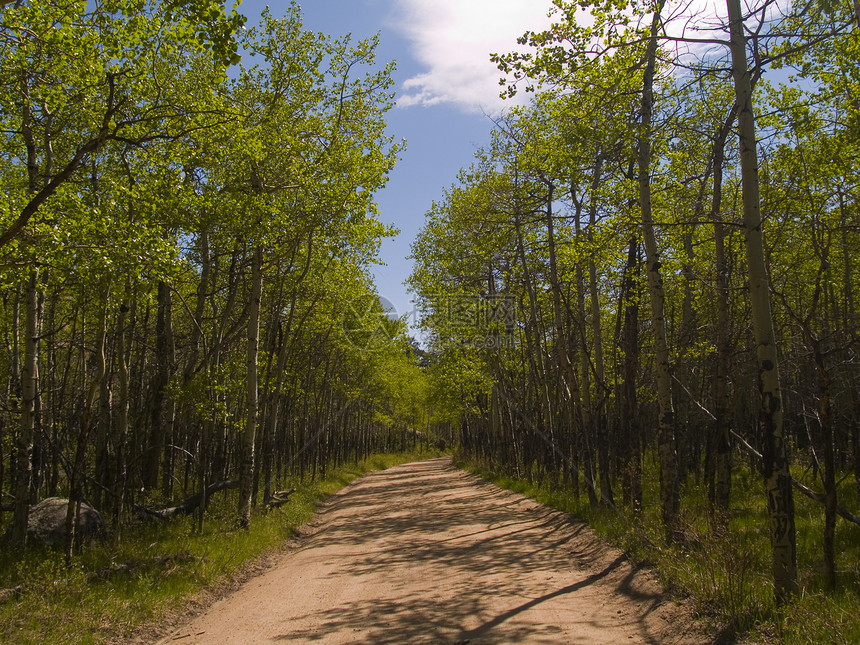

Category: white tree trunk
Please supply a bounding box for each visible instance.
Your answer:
[10,268,39,547]
[238,245,264,529]
[639,0,678,540]
[725,0,797,604]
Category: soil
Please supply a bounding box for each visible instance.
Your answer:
[153,457,718,644]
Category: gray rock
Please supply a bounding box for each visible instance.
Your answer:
[4,497,106,546]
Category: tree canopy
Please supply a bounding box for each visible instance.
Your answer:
[410,0,859,613]
[0,0,428,551]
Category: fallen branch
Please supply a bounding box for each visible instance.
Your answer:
[791,478,860,526]
[0,585,23,604]
[88,553,198,582]
[265,488,297,511]
[0,491,14,512]
[731,430,860,528]
[135,480,239,520]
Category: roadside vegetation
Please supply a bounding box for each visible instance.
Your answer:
[410,2,860,643]
[0,3,445,643]
[1,1,858,645]
[462,455,860,644]
[0,450,441,645]
[0,0,428,558]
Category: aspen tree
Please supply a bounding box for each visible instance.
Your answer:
[725,0,797,604]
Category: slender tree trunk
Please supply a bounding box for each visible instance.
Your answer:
[184,231,210,383]
[838,192,855,336]
[639,0,678,541]
[575,255,600,500]
[10,269,39,547]
[93,327,112,512]
[238,245,263,529]
[726,0,797,604]
[620,236,642,513]
[113,297,130,535]
[573,186,609,506]
[10,75,41,547]
[4,287,21,520]
[513,203,564,486]
[184,230,211,522]
[586,159,612,505]
[835,191,860,500]
[146,281,173,490]
[65,283,110,566]
[210,249,241,483]
[44,289,59,498]
[711,116,734,522]
[31,288,44,504]
[9,285,21,408]
[811,337,836,590]
[545,183,595,505]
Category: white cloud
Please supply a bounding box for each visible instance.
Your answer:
[387,0,793,113]
[388,0,556,113]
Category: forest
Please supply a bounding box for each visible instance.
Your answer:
[0,0,858,642]
[407,0,860,639]
[0,0,429,563]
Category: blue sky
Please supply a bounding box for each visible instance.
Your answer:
[235,0,554,328]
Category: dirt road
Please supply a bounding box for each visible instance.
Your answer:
[156,458,713,644]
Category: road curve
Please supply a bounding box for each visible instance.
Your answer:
[156,457,711,644]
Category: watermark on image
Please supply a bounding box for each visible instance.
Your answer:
[341,294,400,351]
[432,294,517,334]
[341,293,517,351]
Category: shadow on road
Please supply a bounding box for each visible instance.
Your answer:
[269,458,709,644]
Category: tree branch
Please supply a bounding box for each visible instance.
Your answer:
[731,430,860,528]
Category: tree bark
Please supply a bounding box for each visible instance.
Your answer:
[10,268,39,548]
[145,281,174,491]
[620,236,642,512]
[726,0,797,604]
[586,158,612,506]
[638,0,678,541]
[65,283,110,567]
[113,298,130,535]
[238,245,263,529]
[710,113,734,522]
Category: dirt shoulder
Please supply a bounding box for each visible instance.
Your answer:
[153,457,717,644]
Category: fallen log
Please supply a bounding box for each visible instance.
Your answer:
[731,430,860,528]
[88,553,198,582]
[791,478,860,526]
[0,585,23,604]
[265,488,297,511]
[135,481,239,520]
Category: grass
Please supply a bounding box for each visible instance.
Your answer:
[6,447,855,644]
[459,452,860,644]
[0,450,440,645]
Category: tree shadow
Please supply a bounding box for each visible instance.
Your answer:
[264,458,715,644]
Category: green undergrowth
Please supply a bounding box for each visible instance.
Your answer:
[459,453,860,645]
[0,450,441,645]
